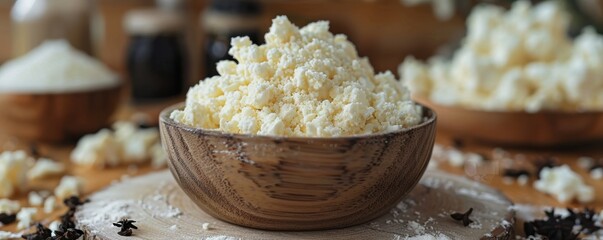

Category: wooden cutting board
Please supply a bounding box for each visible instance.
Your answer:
[75,170,514,239]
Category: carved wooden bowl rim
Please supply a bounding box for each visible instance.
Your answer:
[159,102,437,140]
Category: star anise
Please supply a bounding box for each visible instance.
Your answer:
[0,213,16,225]
[527,209,579,240]
[576,208,602,234]
[21,223,52,240]
[450,208,474,227]
[63,196,89,211]
[113,218,138,236]
[53,227,84,240]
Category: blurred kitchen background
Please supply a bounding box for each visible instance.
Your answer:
[0,0,601,91]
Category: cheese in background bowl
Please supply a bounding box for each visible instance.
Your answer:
[171,16,422,137]
[0,40,122,142]
[398,0,603,146]
[400,0,603,113]
[161,16,436,230]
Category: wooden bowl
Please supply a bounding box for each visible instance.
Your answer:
[159,103,437,231]
[0,84,122,142]
[417,98,603,147]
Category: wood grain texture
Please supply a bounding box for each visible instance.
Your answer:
[158,103,437,231]
[75,170,514,240]
[0,84,122,142]
[417,98,603,147]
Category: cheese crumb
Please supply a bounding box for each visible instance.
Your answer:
[399,1,603,112]
[44,196,57,214]
[0,199,20,215]
[0,150,30,198]
[202,222,211,231]
[54,176,84,200]
[49,220,60,237]
[28,158,65,180]
[591,168,603,180]
[113,122,160,163]
[534,165,594,203]
[71,122,165,168]
[71,129,120,168]
[172,16,422,137]
[16,207,37,230]
[28,191,44,206]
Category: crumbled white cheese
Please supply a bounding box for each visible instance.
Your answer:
[0,40,119,93]
[0,150,31,198]
[172,16,422,137]
[113,121,160,163]
[71,122,165,168]
[49,220,60,237]
[202,222,211,231]
[591,168,603,180]
[517,175,529,186]
[0,199,20,215]
[534,165,594,203]
[399,1,603,112]
[71,129,120,168]
[169,224,179,231]
[44,196,57,214]
[54,176,84,200]
[16,207,37,230]
[28,191,44,206]
[577,156,594,170]
[28,158,65,180]
[0,231,21,239]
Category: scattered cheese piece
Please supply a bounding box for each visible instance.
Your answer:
[0,150,30,198]
[0,231,21,239]
[114,121,159,163]
[0,199,20,215]
[28,158,65,180]
[49,220,60,237]
[16,207,37,230]
[517,175,529,186]
[54,176,84,200]
[71,122,165,168]
[399,1,603,112]
[71,129,120,168]
[172,16,422,137]
[591,168,603,180]
[202,222,211,231]
[28,191,44,206]
[577,156,594,170]
[534,165,594,203]
[44,196,57,214]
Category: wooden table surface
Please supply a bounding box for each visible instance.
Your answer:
[1,101,602,235]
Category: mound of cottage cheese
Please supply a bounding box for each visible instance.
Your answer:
[399,1,603,112]
[0,40,119,93]
[171,16,422,137]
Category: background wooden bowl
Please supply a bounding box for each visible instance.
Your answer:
[159,103,437,231]
[0,83,122,142]
[417,98,603,147]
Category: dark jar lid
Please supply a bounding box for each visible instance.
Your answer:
[208,0,262,16]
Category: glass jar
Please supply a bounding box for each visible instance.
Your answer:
[11,0,92,57]
[201,0,263,78]
[124,9,186,101]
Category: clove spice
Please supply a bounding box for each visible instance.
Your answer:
[450,208,474,227]
[113,218,138,237]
